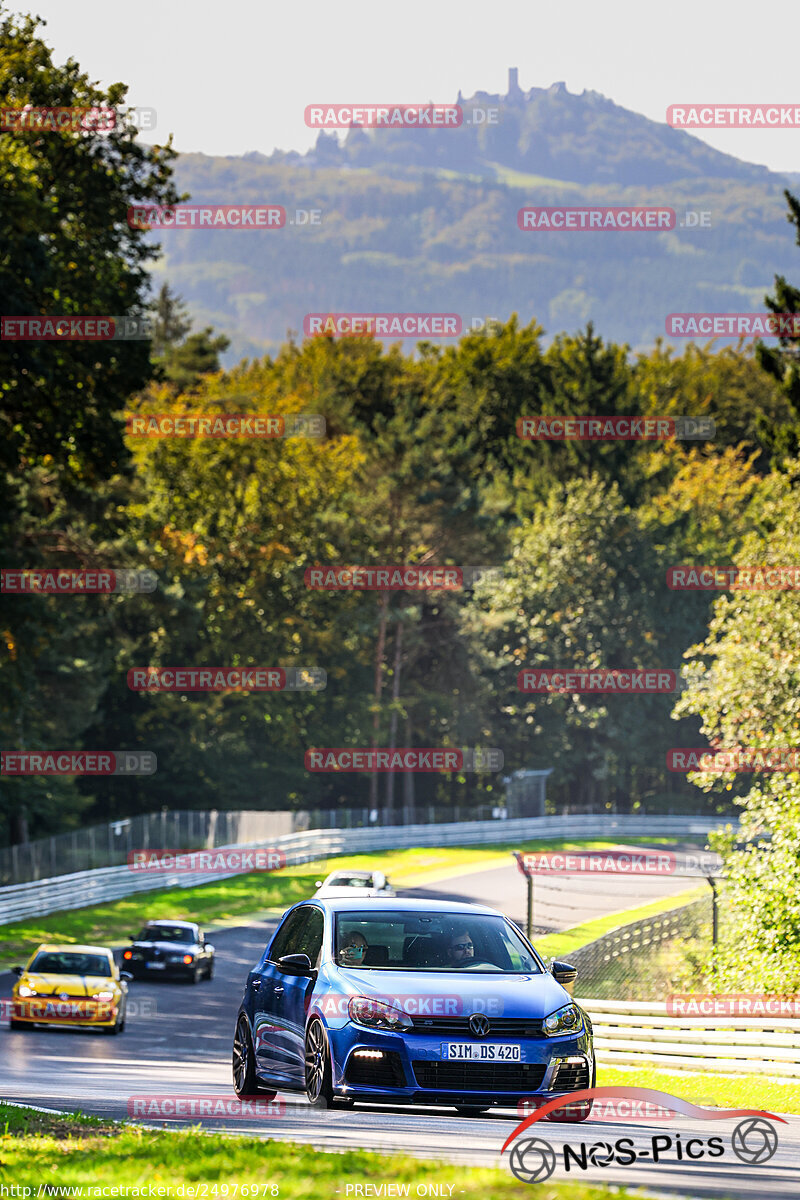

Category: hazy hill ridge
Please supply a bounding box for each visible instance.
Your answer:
[155,70,797,361]
[263,70,774,187]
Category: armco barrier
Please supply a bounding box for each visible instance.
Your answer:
[0,814,731,925]
[583,997,800,1078]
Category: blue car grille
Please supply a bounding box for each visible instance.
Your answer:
[412,1061,547,1092]
[409,1016,546,1038]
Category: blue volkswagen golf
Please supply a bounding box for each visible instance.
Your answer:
[232,897,594,1116]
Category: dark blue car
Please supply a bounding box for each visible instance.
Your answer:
[232,897,594,1116]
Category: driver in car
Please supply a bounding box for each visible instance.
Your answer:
[445,930,475,967]
[338,931,368,966]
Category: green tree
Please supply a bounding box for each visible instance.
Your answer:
[149,283,191,358]
[461,474,713,811]
[675,465,800,988]
[0,7,179,841]
[148,283,231,389]
[756,189,800,441]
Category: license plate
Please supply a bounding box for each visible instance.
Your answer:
[146,962,166,970]
[442,1042,521,1061]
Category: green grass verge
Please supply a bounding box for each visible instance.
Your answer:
[0,1103,643,1198]
[0,836,698,973]
[598,1064,800,1116]
[537,886,707,962]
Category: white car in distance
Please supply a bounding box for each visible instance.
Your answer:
[313,868,395,898]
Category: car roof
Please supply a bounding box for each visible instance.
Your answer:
[306,897,500,916]
[33,943,113,955]
[142,920,196,928]
[326,873,376,883]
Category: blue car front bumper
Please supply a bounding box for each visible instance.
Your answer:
[327,1024,594,1105]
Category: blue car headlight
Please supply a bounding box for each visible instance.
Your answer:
[543,1003,583,1036]
[348,996,413,1031]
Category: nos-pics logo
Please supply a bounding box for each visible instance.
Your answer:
[502,1087,782,1183]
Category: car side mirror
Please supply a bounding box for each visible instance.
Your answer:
[11,966,23,977]
[277,953,315,977]
[550,960,578,996]
[119,971,134,983]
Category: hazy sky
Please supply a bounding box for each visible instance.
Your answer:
[19,0,800,173]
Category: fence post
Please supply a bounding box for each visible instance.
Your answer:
[707,875,718,947]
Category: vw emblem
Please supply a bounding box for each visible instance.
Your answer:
[731,1117,779,1165]
[59,993,70,1001]
[469,1013,490,1037]
[508,1136,556,1184]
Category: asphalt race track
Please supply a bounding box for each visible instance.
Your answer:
[2,851,797,1197]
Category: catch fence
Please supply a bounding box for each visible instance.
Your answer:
[0,814,730,924]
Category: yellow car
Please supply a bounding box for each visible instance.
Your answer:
[10,944,132,1034]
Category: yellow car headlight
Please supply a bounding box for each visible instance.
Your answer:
[17,984,36,998]
[92,990,115,1002]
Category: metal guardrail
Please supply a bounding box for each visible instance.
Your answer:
[2,803,736,886]
[582,997,800,1078]
[568,898,798,1078]
[0,814,732,925]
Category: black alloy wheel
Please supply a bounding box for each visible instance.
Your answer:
[305,1018,335,1108]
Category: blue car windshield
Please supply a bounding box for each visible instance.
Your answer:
[334,911,543,973]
